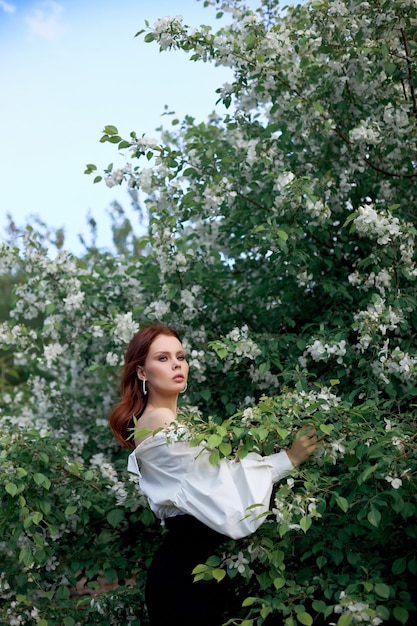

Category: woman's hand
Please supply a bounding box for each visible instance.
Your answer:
[286,424,318,467]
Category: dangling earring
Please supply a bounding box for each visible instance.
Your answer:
[180,383,187,394]
[142,379,147,396]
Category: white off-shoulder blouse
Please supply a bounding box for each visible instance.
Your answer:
[127,428,294,540]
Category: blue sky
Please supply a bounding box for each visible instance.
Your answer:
[0,0,237,253]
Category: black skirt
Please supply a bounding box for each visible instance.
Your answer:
[145,514,235,625]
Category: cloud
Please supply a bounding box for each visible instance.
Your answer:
[0,1,16,13]
[25,1,65,41]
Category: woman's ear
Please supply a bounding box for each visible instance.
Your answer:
[136,366,146,381]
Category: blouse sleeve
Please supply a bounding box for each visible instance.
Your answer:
[128,432,294,540]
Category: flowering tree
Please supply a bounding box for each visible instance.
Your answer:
[1,0,417,624]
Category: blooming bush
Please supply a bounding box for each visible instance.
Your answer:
[1,0,417,624]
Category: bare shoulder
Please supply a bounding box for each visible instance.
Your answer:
[134,408,177,445]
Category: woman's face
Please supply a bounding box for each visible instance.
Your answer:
[140,334,189,396]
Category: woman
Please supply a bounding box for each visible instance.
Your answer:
[109,323,318,625]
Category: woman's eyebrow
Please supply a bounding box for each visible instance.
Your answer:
[153,350,185,355]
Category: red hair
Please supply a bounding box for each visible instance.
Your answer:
[108,323,181,448]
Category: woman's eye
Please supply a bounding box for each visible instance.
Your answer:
[178,355,186,361]
[158,356,167,361]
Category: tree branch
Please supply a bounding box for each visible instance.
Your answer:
[401,28,417,119]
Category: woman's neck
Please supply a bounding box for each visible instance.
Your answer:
[146,395,178,415]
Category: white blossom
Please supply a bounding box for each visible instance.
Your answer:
[113,312,140,345]
[138,167,154,193]
[353,203,402,245]
[63,290,84,311]
[274,170,295,192]
[106,351,120,366]
[224,550,251,575]
[349,121,381,145]
[92,325,104,338]
[143,299,170,319]
[301,339,346,365]
[105,167,128,188]
[333,594,383,625]
[305,197,331,223]
[385,475,402,489]
[43,342,66,368]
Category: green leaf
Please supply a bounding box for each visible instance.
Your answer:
[312,101,325,114]
[277,427,289,439]
[57,585,70,600]
[312,600,328,614]
[106,509,125,528]
[133,426,153,440]
[383,61,396,75]
[23,515,33,529]
[207,433,223,448]
[258,361,271,374]
[34,473,51,489]
[393,607,409,624]
[374,582,390,598]
[245,33,257,50]
[219,442,232,456]
[104,125,118,135]
[5,482,18,496]
[337,615,352,626]
[297,612,313,626]
[192,564,207,575]
[319,424,334,435]
[32,511,43,525]
[392,557,407,575]
[65,505,78,516]
[342,212,358,228]
[242,597,258,607]
[273,577,285,590]
[19,547,33,567]
[215,346,228,359]
[358,464,378,484]
[277,229,288,241]
[209,451,220,466]
[200,389,211,401]
[212,568,226,582]
[42,590,55,600]
[144,33,155,43]
[300,516,312,533]
[335,496,349,513]
[367,507,381,528]
[183,167,198,177]
[104,568,117,582]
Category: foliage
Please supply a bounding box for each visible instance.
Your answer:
[184,394,417,626]
[0,428,156,625]
[1,0,417,624]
